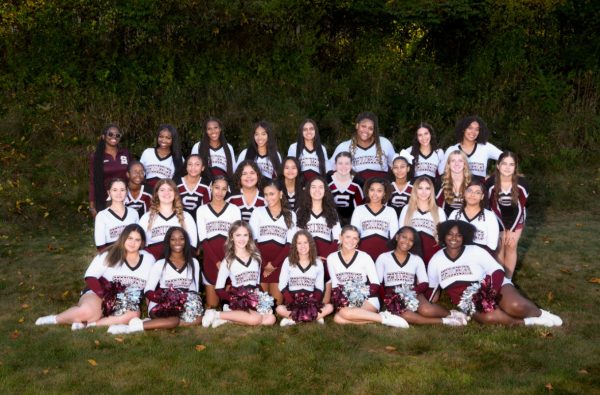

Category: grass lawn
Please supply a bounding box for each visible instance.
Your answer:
[1,208,599,394]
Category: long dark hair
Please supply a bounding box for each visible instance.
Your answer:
[295,119,327,175]
[156,124,184,178]
[278,156,304,200]
[93,124,121,211]
[454,116,490,144]
[197,117,234,180]
[493,151,521,205]
[387,226,423,257]
[233,160,262,192]
[245,121,282,178]
[410,122,438,169]
[262,179,294,229]
[162,227,196,287]
[288,230,318,268]
[297,176,339,229]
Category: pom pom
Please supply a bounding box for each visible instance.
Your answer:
[180,291,204,323]
[287,292,323,322]
[150,286,188,318]
[228,286,259,312]
[383,285,419,316]
[332,280,370,310]
[256,290,274,315]
[458,276,500,316]
[100,280,143,317]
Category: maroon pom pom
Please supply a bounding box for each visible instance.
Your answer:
[473,275,500,313]
[287,292,323,322]
[100,279,126,316]
[228,286,259,312]
[150,286,188,318]
[331,286,349,310]
[383,291,407,316]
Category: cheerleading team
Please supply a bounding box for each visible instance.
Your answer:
[327,225,409,328]
[176,154,211,219]
[277,230,334,326]
[486,152,529,279]
[449,179,499,254]
[108,227,203,333]
[191,117,236,180]
[399,176,447,265]
[89,124,131,218]
[204,220,276,327]
[94,178,140,252]
[125,161,153,218]
[376,227,467,326]
[406,123,445,183]
[236,121,282,183]
[139,124,184,189]
[441,116,502,181]
[196,176,242,310]
[36,224,155,330]
[138,179,198,259]
[436,150,472,217]
[330,112,396,179]
[279,156,303,210]
[327,151,365,226]
[227,160,266,223]
[351,178,399,262]
[428,220,562,326]
[287,119,330,182]
[249,180,297,305]
[388,150,414,217]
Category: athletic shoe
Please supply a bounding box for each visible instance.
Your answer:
[202,309,216,328]
[107,324,130,334]
[35,315,57,326]
[211,318,228,328]
[127,317,144,333]
[380,311,410,328]
[280,318,296,327]
[222,304,231,312]
[450,310,470,323]
[540,310,563,327]
[442,317,466,326]
[71,322,86,331]
[317,318,325,325]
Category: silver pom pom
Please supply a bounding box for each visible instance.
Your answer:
[458,283,481,316]
[180,292,204,323]
[257,290,274,315]
[344,280,370,308]
[394,285,419,312]
[113,287,142,316]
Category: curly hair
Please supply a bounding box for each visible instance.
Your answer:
[288,230,318,268]
[437,220,476,247]
[296,176,340,229]
[232,160,262,192]
[146,179,186,231]
[454,115,489,144]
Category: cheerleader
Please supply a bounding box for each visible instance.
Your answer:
[436,150,472,217]
[428,221,562,326]
[139,179,197,259]
[139,124,184,189]
[196,176,241,309]
[190,117,236,180]
[203,221,276,327]
[327,225,408,328]
[277,230,334,326]
[94,179,139,252]
[36,224,155,330]
[227,160,265,223]
[329,112,396,179]
[236,121,282,183]
[486,152,529,279]
[388,150,414,217]
[399,176,446,265]
[376,227,466,326]
[351,178,398,262]
[249,180,297,304]
[441,116,502,181]
[278,156,303,210]
[108,227,203,333]
[406,123,444,183]
[328,151,365,226]
[176,154,211,219]
[89,124,131,218]
[449,179,499,254]
[125,161,153,218]
[287,119,330,182]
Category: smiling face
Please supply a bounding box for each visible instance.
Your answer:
[124,230,143,254]
[415,179,432,202]
[463,122,480,143]
[498,156,516,178]
[368,182,385,204]
[108,180,127,203]
[169,229,186,254]
[157,129,173,150]
[355,119,375,144]
[449,153,466,174]
[211,179,228,202]
[302,121,316,142]
[104,127,122,147]
[444,226,464,251]
[295,234,310,258]
[254,126,268,149]
[283,160,299,181]
[232,225,250,251]
[340,229,360,251]
[186,156,204,178]
[127,163,145,186]
[240,165,258,189]
[417,127,431,147]
[263,185,282,208]
[335,155,352,176]
[206,121,222,144]
[392,158,409,181]
[157,183,175,204]
[395,229,415,253]
[309,179,325,201]
[464,185,484,207]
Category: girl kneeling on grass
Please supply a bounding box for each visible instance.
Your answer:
[326,225,409,328]
[107,227,203,334]
[427,220,562,327]
[277,230,334,326]
[202,221,276,328]
[36,224,155,330]
[375,226,467,326]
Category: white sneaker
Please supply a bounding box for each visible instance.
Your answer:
[524,315,553,327]
[380,312,409,329]
[280,318,296,327]
[71,322,86,331]
[222,304,231,312]
[202,309,216,328]
[35,315,57,326]
[211,318,228,328]
[450,310,470,323]
[127,317,144,333]
[107,324,130,334]
[317,318,325,325]
[540,310,563,327]
[442,317,466,326]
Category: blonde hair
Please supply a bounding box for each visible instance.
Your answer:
[224,220,262,269]
[147,179,186,231]
[441,150,472,205]
[403,177,441,238]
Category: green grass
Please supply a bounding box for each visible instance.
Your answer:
[1,208,599,394]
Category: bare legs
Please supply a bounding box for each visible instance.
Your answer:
[497,229,522,279]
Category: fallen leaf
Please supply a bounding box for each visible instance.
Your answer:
[578,369,588,375]
[87,359,97,366]
[18,317,24,323]
[545,383,553,391]
[575,223,582,228]
[21,303,30,309]
[540,331,553,338]
[547,291,554,303]
[588,278,600,284]
[10,330,20,340]
[94,340,100,346]
[559,268,571,274]
[62,290,69,298]
[114,337,124,343]
[43,369,49,375]
[195,344,206,351]
[384,346,396,351]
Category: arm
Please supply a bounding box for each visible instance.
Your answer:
[94,211,106,249]
[144,261,163,301]
[413,255,429,294]
[215,260,231,301]
[486,210,500,251]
